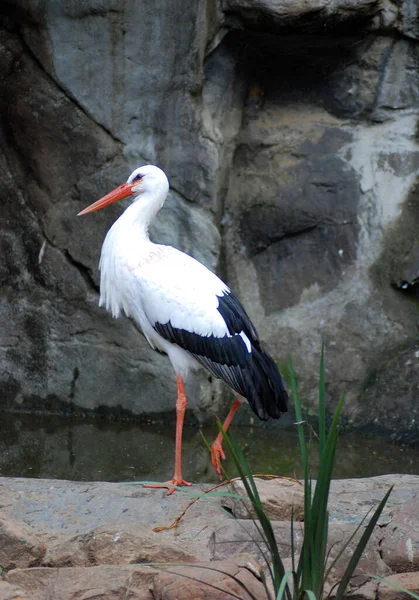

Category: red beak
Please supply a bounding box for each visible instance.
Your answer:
[77,182,135,216]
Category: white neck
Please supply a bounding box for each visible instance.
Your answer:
[117,187,167,240]
[98,165,170,319]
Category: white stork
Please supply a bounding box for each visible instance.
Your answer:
[78,165,288,493]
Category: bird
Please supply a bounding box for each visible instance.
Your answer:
[78,165,288,493]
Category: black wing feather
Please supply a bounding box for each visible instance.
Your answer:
[154,321,250,368]
[217,292,259,341]
[153,291,288,420]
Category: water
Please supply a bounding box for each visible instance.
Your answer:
[0,414,418,483]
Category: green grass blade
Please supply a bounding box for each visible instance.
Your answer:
[210,348,387,600]
[290,507,295,576]
[312,510,328,597]
[216,419,261,506]
[302,590,318,600]
[218,423,291,600]
[298,466,313,592]
[288,356,307,473]
[221,427,263,515]
[202,431,280,578]
[368,576,419,600]
[334,486,393,600]
[204,426,278,578]
[295,352,345,598]
[325,507,374,581]
[289,355,315,593]
[310,393,345,596]
[275,571,296,600]
[311,393,345,521]
[318,343,326,457]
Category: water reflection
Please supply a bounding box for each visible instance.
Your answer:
[0,414,418,482]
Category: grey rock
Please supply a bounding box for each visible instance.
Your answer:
[355,344,419,443]
[0,478,227,564]
[225,114,360,313]
[0,581,28,600]
[0,516,45,571]
[0,475,416,599]
[378,572,419,600]
[150,190,221,272]
[7,565,157,600]
[222,0,419,40]
[224,477,305,520]
[212,519,300,563]
[223,81,419,429]
[43,522,197,568]
[380,500,419,572]
[327,475,419,523]
[19,0,218,205]
[0,0,418,440]
[0,23,221,421]
[400,0,419,40]
[221,0,380,33]
[153,554,266,600]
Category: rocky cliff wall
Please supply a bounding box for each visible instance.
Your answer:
[0,1,418,440]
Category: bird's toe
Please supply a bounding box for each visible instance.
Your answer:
[211,442,226,479]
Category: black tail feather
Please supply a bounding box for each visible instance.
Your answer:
[191,342,288,421]
[244,343,289,421]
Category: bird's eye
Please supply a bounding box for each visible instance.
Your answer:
[133,173,144,182]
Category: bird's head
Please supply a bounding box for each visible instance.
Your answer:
[78,165,169,216]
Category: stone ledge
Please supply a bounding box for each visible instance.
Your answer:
[0,475,418,599]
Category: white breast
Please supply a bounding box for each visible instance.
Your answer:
[98,212,236,378]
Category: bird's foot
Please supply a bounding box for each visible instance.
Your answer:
[143,478,192,496]
[211,440,226,480]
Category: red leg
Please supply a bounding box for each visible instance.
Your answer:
[211,398,241,479]
[144,376,192,495]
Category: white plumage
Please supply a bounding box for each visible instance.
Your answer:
[102,243,237,378]
[78,165,288,493]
